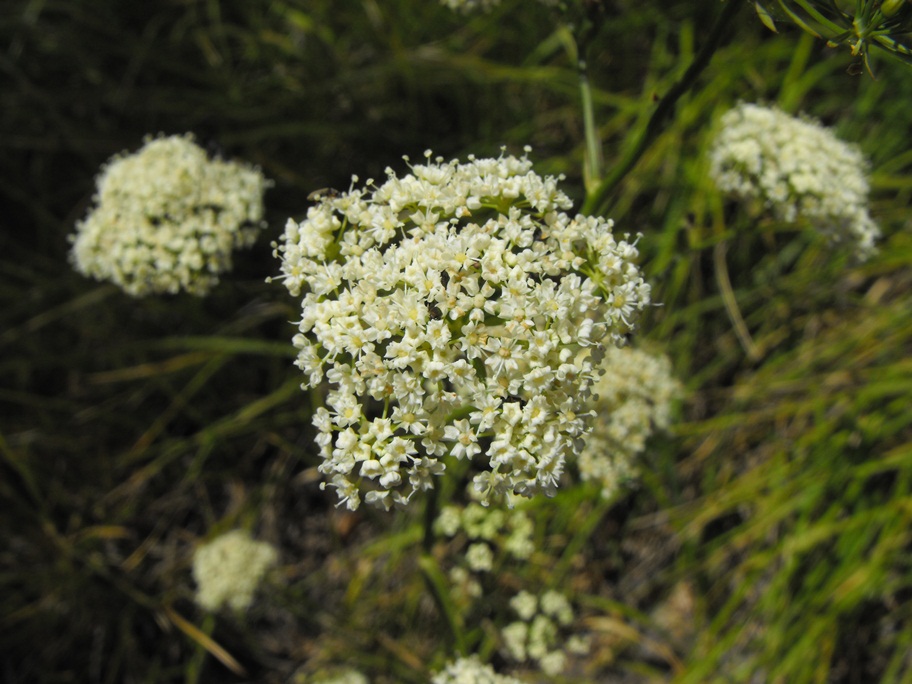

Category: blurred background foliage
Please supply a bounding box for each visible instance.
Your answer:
[3,0,912,682]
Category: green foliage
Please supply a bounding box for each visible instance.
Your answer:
[3,0,912,682]
[755,0,912,74]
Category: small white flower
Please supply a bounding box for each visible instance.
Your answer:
[566,634,592,655]
[502,589,579,676]
[448,566,483,601]
[444,419,482,460]
[465,542,495,572]
[538,650,567,677]
[431,656,523,684]
[527,615,557,660]
[503,513,534,560]
[434,505,463,537]
[502,621,529,661]
[510,590,539,621]
[540,590,574,625]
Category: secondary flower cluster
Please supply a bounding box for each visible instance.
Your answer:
[435,501,535,571]
[308,669,369,684]
[502,590,589,676]
[435,498,535,605]
[432,657,523,684]
[578,346,680,498]
[70,134,268,296]
[708,103,879,259]
[273,149,651,510]
[192,529,278,612]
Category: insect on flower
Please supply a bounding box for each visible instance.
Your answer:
[307,187,341,201]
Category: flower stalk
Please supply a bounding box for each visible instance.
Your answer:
[580,57,604,195]
[569,12,604,195]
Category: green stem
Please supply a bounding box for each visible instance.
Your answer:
[418,553,467,655]
[580,56,604,194]
[185,613,216,684]
[714,240,760,361]
[0,432,44,512]
[418,481,468,654]
[553,495,613,585]
[423,480,439,554]
[782,0,850,35]
[570,9,605,197]
[581,0,743,216]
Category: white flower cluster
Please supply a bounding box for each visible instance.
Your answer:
[577,346,680,499]
[435,501,535,571]
[308,669,369,684]
[440,0,559,13]
[502,590,588,676]
[192,529,278,612]
[273,149,650,510]
[708,103,879,259]
[432,656,523,684]
[434,489,536,604]
[70,134,268,296]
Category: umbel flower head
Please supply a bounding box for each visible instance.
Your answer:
[192,529,278,613]
[70,133,268,296]
[577,346,681,499]
[273,149,650,511]
[708,103,879,259]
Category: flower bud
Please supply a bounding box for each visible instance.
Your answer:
[882,0,907,17]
